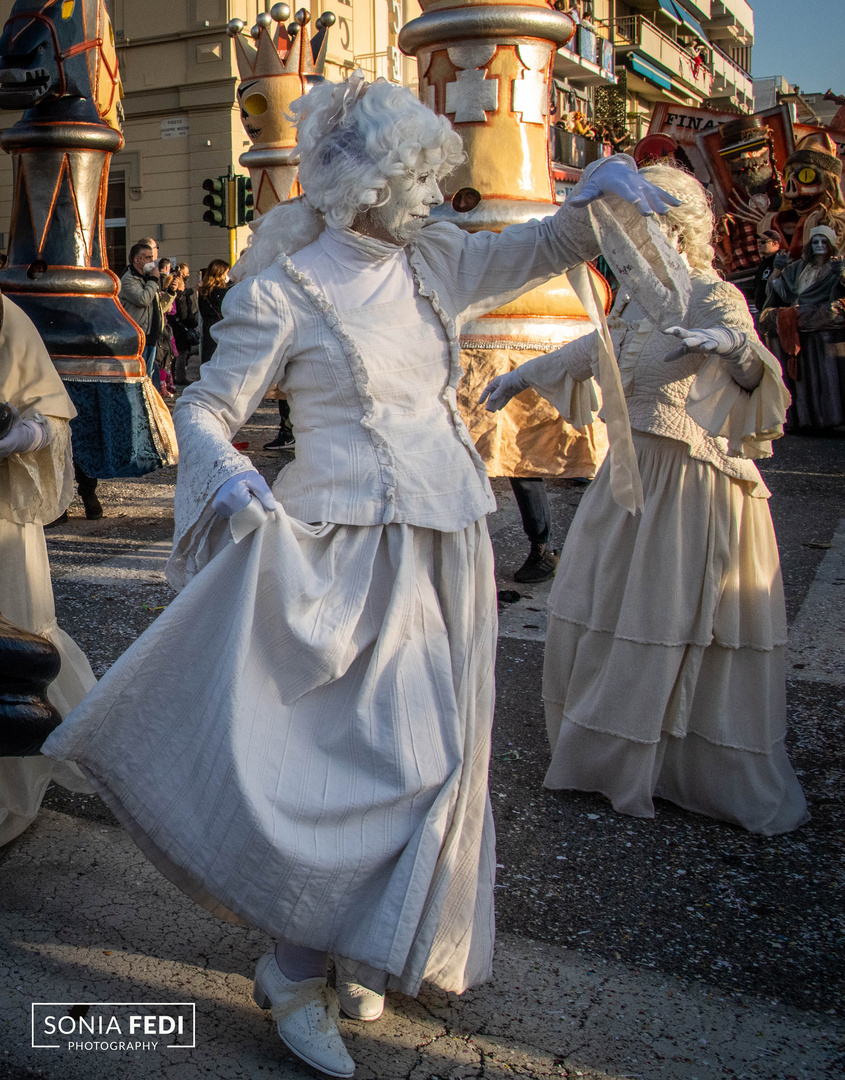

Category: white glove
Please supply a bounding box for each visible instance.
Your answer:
[211,470,277,519]
[663,325,763,390]
[0,404,46,459]
[663,325,748,360]
[479,369,530,412]
[568,158,681,216]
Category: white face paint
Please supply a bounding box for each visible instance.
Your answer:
[363,159,445,245]
[811,235,831,256]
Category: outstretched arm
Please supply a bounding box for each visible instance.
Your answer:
[480,330,604,429]
[418,156,680,322]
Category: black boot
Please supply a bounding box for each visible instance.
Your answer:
[74,464,103,520]
[513,543,559,584]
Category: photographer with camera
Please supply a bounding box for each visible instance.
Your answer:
[119,238,166,390]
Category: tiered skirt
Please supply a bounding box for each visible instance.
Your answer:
[542,431,808,836]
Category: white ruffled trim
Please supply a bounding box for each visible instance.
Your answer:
[686,339,790,459]
[0,414,74,526]
[533,369,601,430]
[230,197,324,284]
[406,243,486,466]
[276,253,399,522]
[168,403,251,589]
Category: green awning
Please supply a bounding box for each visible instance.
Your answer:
[655,0,682,24]
[671,1,709,43]
[630,54,673,90]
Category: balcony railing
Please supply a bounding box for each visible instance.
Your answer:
[596,14,713,97]
[353,49,417,88]
[710,39,751,80]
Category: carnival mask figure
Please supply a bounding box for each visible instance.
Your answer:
[811,232,833,258]
[715,116,782,284]
[761,132,845,258]
[229,7,335,212]
[762,223,845,430]
[0,0,121,129]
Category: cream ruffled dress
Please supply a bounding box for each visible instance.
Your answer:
[521,198,808,836]
[0,298,96,846]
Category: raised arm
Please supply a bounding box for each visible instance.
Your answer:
[416,156,680,323]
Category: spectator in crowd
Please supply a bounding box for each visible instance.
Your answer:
[159,256,172,276]
[752,231,783,325]
[761,224,845,429]
[264,397,295,450]
[197,259,231,365]
[157,274,180,398]
[169,272,200,386]
[119,239,164,388]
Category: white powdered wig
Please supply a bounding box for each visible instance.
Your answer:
[290,73,464,229]
[639,163,716,270]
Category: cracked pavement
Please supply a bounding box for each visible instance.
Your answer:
[0,403,843,1079]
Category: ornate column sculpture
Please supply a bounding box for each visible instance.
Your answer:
[0,0,142,380]
[400,0,609,482]
[228,4,335,216]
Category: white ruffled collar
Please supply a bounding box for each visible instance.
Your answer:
[320,227,405,269]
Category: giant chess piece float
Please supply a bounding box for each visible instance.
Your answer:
[228,4,335,216]
[0,0,175,480]
[400,0,610,482]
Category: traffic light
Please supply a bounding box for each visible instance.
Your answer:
[202,177,227,227]
[236,174,254,227]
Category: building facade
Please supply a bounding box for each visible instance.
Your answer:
[0,0,755,271]
[0,0,422,273]
[552,0,754,174]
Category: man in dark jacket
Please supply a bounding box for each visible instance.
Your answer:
[119,240,164,387]
[752,231,783,326]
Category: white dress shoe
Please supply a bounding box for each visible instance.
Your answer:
[334,957,385,1022]
[253,952,355,1077]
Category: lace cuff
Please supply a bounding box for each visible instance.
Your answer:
[532,369,601,430]
[167,402,254,589]
[519,331,602,429]
[686,339,790,458]
[550,157,617,263]
[0,415,74,525]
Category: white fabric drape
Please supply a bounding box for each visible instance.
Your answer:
[45,511,497,994]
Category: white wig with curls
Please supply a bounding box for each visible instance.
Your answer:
[638,163,716,271]
[290,74,464,229]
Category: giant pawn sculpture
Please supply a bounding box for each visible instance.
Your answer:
[0,0,175,481]
[228,4,335,216]
[400,0,609,482]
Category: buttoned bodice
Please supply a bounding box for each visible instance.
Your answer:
[170,189,604,578]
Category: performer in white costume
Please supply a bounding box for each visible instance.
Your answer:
[483,164,808,838]
[43,76,678,1077]
[0,296,96,846]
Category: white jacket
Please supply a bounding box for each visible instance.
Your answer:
[170,204,599,585]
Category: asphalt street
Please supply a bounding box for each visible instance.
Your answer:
[3,400,842,1078]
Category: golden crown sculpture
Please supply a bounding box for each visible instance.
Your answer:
[228,4,335,214]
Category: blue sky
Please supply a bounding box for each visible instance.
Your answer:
[751,0,843,91]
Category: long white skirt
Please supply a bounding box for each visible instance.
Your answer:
[543,432,808,836]
[0,519,95,847]
[43,512,497,995]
